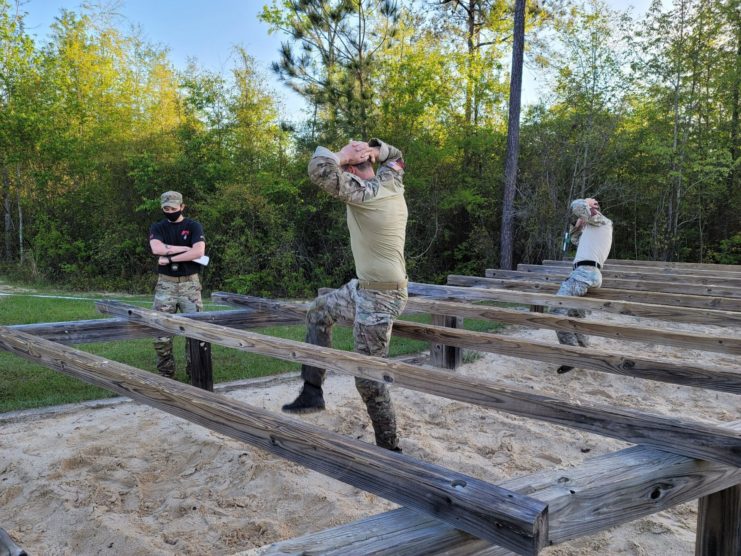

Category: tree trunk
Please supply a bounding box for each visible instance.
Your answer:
[2,165,12,262]
[499,0,526,270]
[16,165,23,261]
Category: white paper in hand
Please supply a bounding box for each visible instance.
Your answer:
[194,255,210,266]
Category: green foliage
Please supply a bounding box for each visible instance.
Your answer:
[0,0,737,301]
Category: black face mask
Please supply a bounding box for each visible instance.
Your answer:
[164,210,182,222]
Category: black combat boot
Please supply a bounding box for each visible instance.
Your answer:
[282,383,326,414]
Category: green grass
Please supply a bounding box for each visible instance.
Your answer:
[0,286,504,413]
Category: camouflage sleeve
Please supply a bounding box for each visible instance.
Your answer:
[569,223,583,246]
[369,138,405,179]
[570,199,611,227]
[307,146,381,204]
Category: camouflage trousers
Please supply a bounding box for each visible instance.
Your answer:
[301,279,408,450]
[552,266,602,347]
[153,275,203,377]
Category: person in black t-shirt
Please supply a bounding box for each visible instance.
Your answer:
[148,191,206,378]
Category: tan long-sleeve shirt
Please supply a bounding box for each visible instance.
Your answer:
[307,140,407,282]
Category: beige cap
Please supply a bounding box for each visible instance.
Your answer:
[160,191,183,208]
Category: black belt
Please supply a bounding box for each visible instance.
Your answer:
[573,260,602,270]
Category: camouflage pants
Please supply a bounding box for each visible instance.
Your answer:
[301,279,408,450]
[153,275,203,377]
[552,266,602,347]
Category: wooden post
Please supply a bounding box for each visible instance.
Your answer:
[187,338,213,391]
[430,314,462,370]
[695,484,741,556]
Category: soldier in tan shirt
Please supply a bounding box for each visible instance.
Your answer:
[282,139,408,452]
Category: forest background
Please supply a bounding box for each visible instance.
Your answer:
[1,0,739,297]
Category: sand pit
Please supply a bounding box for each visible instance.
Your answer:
[0,313,738,555]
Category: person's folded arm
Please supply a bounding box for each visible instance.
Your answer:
[149,239,190,256]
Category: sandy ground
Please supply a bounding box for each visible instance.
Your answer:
[0,312,738,556]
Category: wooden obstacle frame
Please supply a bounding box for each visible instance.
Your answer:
[1,260,739,555]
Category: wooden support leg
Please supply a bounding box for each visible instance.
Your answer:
[695,483,741,556]
[430,315,463,370]
[188,338,213,391]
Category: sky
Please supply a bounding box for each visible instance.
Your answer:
[21,0,659,122]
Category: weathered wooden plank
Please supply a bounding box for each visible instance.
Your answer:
[602,259,741,272]
[95,301,741,466]
[543,259,741,276]
[516,264,741,288]
[476,273,741,309]
[430,314,463,370]
[212,294,741,394]
[10,310,304,345]
[0,326,548,555]
[393,322,741,395]
[696,484,741,556]
[255,422,741,556]
[402,296,739,355]
[485,268,741,299]
[438,278,741,323]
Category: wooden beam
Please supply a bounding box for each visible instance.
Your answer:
[696,484,741,556]
[601,259,741,272]
[213,294,741,395]
[543,260,741,276]
[10,309,304,345]
[393,322,741,395]
[436,278,741,323]
[94,301,741,466]
[516,264,741,288]
[256,423,741,556]
[485,269,741,299]
[402,296,740,355]
[0,326,548,555]
[478,273,741,309]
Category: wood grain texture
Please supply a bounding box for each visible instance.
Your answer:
[10,310,303,345]
[477,273,741,309]
[543,260,741,276]
[0,326,548,555]
[256,422,741,556]
[402,297,740,355]
[430,314,463,370]
[213,294,741,394]
[485,268,741,298]
[601,259,741,272]
[517,264,741,287]
[695,484,741,556]
[93,301,741,466]
[427,280,741,325]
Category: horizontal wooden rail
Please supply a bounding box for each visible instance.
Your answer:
[479,272,741,309]
[420,281,741,326]
[9,309,304,345]
[212,292,739,355]
[0,325,548,554]
[543,260,741,276]
[516,264,741,288]
[94,301,741,466]
[600,259,741,272]
[490,268,741,299]
[255,422,741,555]
[214,294,741,394]
[403,297,739,355]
